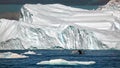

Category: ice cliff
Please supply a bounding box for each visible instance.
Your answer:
[0,0,120,50]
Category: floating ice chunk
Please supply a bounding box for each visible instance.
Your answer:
[23,51,36,54]
[37,59,95,65]
[0,52,28,58]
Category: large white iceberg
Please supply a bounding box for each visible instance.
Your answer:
[0,0,120,50]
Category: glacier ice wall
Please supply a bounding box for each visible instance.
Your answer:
[0,1,120,50]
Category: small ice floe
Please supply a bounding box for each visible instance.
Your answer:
[23,51,36,55]
[0,52,28,58]
[37,59,95,65]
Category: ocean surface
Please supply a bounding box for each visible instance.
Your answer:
[0,50,120,68]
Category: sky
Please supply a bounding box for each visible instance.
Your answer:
[0,0,110,5]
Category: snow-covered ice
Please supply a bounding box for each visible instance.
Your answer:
[0,0,120,50]
[37,59,95,65]
[23,51,36,54]
[0,52,28,58]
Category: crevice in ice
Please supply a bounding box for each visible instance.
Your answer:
[20,7,33,23]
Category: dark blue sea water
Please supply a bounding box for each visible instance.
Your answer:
[0,50,120,68]
[0,4,98,13]
[0,0,108,5]
[0,5,22,13]
[0,0,108,13]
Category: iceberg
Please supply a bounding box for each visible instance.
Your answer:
[37,59,95,65]
[97,0,120,11]
[23,51,36,54]
[0,52,28,58]
[0,0,120,50]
